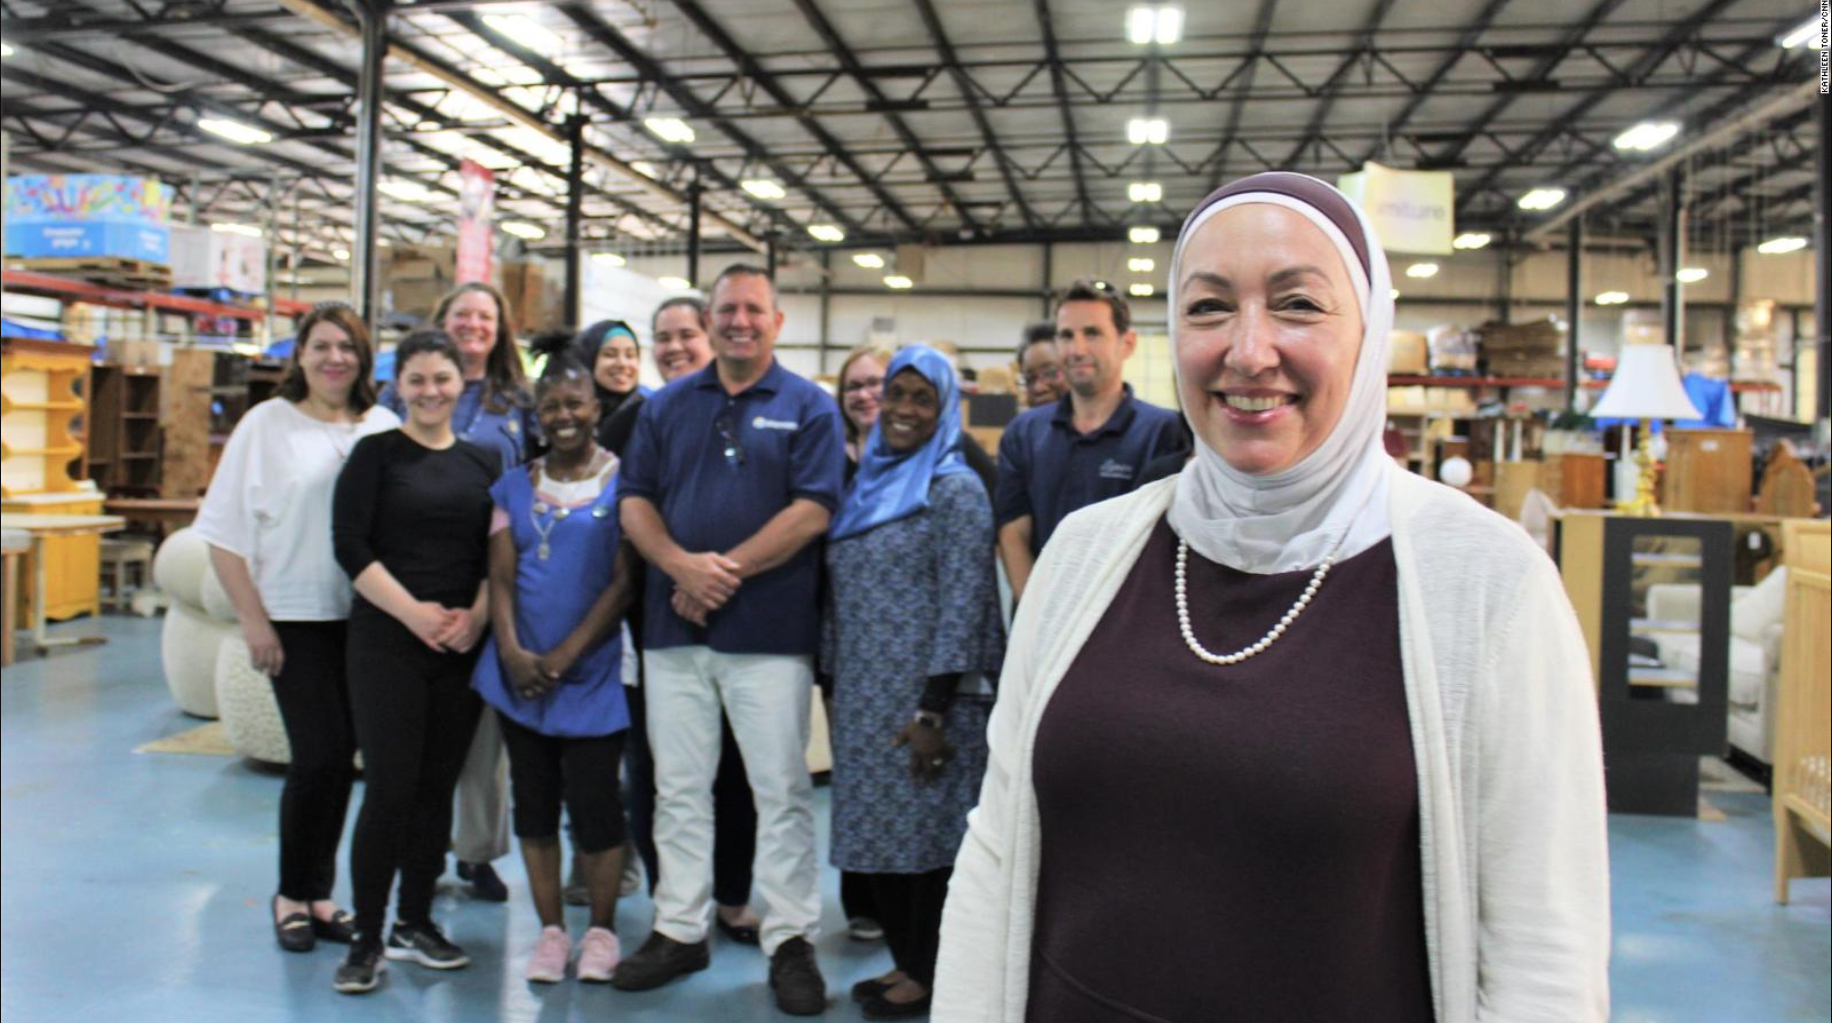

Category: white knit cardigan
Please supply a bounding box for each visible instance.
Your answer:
[932,465,1610,1023]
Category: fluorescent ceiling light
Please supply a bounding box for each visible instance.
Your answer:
[629,161,658,179]
[481,13,563,52]
[1517,187,1566,211]
[1452,232,1491,250]
[1,43,14,58]
[741,179,787,201]
[852,253,886,269]
[1612,121,1680,153]
[198,117,273,145]
[1594,291,1629,306]
[1127,181,1163,203]
[592,252,627,267]
[659,276,692,290]
[1390,288,1401,301]
[644,117,695,145]
[1128,226,1161,244]
[1779,16,1825,49]
[1126,118,1169,145]
[501,221,545,240]
[808,224,846,243]
[210,222,263,239]
[332,248,351,262]
[1127,257,1155,272]
[1126,5,1183,45]
[1756,236,1807,255]
[1405,262,1440,279]
[1128,283,1155,297]
[1675,267,1709,284]
[378,179,434,202]
[883,275,914,290]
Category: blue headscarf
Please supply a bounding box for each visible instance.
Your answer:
[829,345,973,541]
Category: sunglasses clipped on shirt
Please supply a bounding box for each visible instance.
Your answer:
[714,413,746,468]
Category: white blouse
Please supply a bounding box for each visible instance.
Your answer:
[192,398,399,621]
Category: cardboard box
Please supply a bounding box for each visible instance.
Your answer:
[3,174,172,263]
[1389,331,1429,374]
[169,226,266,293]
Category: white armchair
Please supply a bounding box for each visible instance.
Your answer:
[1646,567,1789,766]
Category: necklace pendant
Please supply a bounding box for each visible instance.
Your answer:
[554,506,570,520]
[532,501,549,516]
[537,542,551,561]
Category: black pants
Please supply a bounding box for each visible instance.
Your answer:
[623,680,756,906]
[500,713,628,853]
[868,868,953,987]
[346,610,483,938]
[270,621,357,903]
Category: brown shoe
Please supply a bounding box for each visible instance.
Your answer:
[609,931,710,991]
[769,936,827,1016]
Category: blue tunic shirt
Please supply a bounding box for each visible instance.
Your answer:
[472,467,630,739]
[616,360,846,657]
[379,379,537,470]
[995,385,1189,555]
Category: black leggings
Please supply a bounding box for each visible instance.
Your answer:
[346,610,482,937]
[270,621,357,903]
[500,713,628,853]
[623,680,756,906]
[868,868,953,987]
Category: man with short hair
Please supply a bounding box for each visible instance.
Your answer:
[613,264,842,1015]
[1016,321,1069,409]
[996,279,1189,601]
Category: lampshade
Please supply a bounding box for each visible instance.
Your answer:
[1591,342,1702,420]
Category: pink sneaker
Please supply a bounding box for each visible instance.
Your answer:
[525,926,571,983]
[576,926,622,982]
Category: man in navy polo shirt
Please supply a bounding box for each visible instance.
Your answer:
[996,278,1189,601]
[613,264,843,1015]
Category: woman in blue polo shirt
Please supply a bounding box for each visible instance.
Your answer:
[473,354,636,985]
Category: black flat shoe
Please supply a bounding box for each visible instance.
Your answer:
[312,908,357,944]
[862,991,933,1021]
[851,976,896,1003]
[715,914,760,946]
[272,897,315,953]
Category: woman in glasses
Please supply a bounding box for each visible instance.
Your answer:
[194,303,398,954]
[837,345,896,473]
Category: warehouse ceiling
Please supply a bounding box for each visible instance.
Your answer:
[0,0,1822,273]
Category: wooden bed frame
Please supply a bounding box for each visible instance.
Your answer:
[1774,519,1830,904]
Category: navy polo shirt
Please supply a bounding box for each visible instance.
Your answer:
[995,385,1190,555]
[617,360,846,656]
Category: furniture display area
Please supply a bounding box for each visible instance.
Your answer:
[1662,428,1754,515]
[1,528,26,667]
[1773,519,1830,904]
[86,363,164,495]
[0,512,127,654]
[1646,564,1788,770]
[149,527,229,718]
[1557,510,1733,816]
[1,338,107,624]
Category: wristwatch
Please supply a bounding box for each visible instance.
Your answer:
[912,710,945,730]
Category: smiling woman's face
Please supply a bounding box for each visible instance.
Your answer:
[1174,203,1364,476]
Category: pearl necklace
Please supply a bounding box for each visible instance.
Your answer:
[1174,539,1335,666]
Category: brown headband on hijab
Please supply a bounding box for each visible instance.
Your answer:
[1180,172,1372,279]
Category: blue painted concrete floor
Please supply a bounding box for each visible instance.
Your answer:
[3,615,1828,1022]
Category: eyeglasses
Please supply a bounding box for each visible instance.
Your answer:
[714,413,746,467]
[1018,365,1064,388]
[841,376,884,395]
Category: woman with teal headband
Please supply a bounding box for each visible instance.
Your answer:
[824,344,1006,1021]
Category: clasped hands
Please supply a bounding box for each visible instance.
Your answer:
[405,600,487,656]
[668,550,743,627]
[501,642,578,702]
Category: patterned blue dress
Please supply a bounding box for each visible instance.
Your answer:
[823,473,1006,874]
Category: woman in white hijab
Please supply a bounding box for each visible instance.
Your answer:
[931,172,1609,1023]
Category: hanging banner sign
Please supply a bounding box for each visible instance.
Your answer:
[1337,161,1455,255]
[456,159,495,284]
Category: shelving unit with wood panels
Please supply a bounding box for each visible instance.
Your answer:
[86,363,164,496]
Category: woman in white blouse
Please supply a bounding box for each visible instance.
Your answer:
[192,303,399,953]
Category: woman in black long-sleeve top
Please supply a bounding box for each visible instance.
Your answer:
[329,331,500,995]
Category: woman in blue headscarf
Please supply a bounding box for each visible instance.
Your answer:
[824,345,1006,1021]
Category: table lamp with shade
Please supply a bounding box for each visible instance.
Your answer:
[1590,339,1702,516]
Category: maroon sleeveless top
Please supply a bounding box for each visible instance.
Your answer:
[1028,518,1432,1023]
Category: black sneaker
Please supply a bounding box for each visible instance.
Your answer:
[385,921,471,970]
[332,940,387,994]
[769,936,827,1016]
[608,932,711,991]
[456,860,509,902]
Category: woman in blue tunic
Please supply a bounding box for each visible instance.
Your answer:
[473,354,636,984]
[824,345,1006,1021]
[380,281,533,900]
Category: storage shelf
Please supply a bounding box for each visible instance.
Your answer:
[1,399,83,411]
[2,268,269,321]
[1628,668,1699,688]
[1630,618,1701,635]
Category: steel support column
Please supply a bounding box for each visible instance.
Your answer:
[819,249,833,373]
[1725,244,1742,378]
[766,234,778,277]
[687,176,702,289]
[1815,89,1830,422]
[351,0,389,326]
[1659,168,1680,350]
[1566,219,1582,410]
[564,112,585,326]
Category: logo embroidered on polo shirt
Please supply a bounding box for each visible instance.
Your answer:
[752,416,798,431]
[1098,458,1135,480]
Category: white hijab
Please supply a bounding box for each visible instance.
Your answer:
[1167,173,1396,575]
